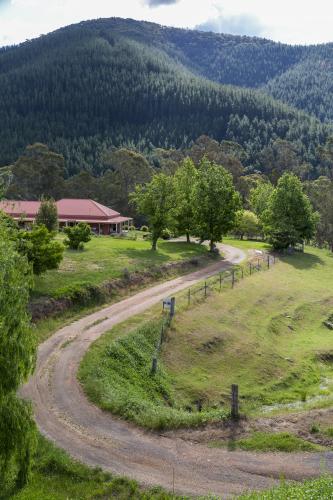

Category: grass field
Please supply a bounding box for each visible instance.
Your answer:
[33,235,207,298]
[209,432,324,452]
[80,245,333,431]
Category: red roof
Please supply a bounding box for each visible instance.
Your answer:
[0,199,130,223]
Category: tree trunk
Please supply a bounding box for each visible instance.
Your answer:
[151,237,158,251]
[186,232,190,243]
[209,239,214,252]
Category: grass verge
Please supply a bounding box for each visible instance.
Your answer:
[240,476,333,499]
[210,432,324,452]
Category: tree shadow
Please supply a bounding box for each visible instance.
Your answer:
[279,251,325,270]
[117,242,206,264]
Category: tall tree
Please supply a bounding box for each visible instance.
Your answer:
[5,144,65,200]
[249,181,274,218]
[305,176,333,250]
[0,224,36,494]
[130,173,174,251]
[264,173,317,250]
[193,158,241,251]
[173,158,198,243]
[35,197,58,232]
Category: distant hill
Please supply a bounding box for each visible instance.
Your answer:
[0,18,331,175]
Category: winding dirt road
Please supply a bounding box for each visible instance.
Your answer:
[22,245,333,498]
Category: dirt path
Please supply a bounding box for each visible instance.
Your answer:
[21,245,333,498]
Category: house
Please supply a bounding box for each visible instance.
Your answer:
[0,199,133,235]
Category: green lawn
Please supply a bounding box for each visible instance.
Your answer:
[210,432,324,452]
[223,236,271,251]
[240,476,333,499]
[33,236,207,298]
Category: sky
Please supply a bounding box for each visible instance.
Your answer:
[0,0,333,47]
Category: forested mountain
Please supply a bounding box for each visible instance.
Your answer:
[0,17,332,175]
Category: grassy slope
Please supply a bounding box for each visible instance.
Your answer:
[33,236,207,298]
[163,246,333,414]
[240,476,333,499]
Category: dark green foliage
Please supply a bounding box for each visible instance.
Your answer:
[35,197,58,232]
[17,225,64,275]
[0,19,330,175]
[193,158,241,250]
[64,222,92,250]
[0,226,36,494]
[264,173,317,250]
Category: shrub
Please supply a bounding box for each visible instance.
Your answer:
[64,223,91,250]
[161,228,172,240]
[140,225,149,232]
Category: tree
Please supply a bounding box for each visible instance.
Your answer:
[130,173,174,251]
[17,225,64,275]
[234,210,261,240]
[264,173,317,250]
[249,181,274,218]
[260,139,300,184]
[173,158,198,243]
[0,224,36,494]
[64,222,91,250]
[102,149,153,215]
[193,158,241,251]
[305,176,333,250]
[35,197,58,232]
[5,144,65,200]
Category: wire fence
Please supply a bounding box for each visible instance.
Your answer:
[151,252,278,376]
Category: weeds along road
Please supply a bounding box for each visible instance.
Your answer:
[21,244,333,498]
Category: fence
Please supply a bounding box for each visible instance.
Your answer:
[151,252,278,375]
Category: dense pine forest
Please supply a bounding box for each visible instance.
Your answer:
[0,17,332,176]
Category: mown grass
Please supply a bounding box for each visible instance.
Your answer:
[223,237,271,251]
[33,236,207,298]
[12,435,174,500]
[240,476,333,499]
[210,432,323,452]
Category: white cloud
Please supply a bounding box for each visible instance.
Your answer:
[196,13,264,37]
[0,0,333,47]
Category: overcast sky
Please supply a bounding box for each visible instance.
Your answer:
[1,0,333,47]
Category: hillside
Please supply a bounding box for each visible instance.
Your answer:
[0,18,330,175]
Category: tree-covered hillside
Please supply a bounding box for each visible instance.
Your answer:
[0,18,330,175]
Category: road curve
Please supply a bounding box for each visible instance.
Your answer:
[22,245,333,498]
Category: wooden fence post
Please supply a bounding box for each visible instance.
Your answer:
[267,254,270,269]
[188,288,191,306]
[231,384,239,420]
[170,297,175,319]
[249,263,252,275]
[231,269,235,288]
[151,357,158,375]
[219,273,222,291]
[204,281,207,298]
[241,267,244,279]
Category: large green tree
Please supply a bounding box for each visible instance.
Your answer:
[0,225,36,494]
[130,173,174,251]
[249,181,274,218]
[305,176,333,250]
[193,158,241,251]
[264,173,317,250]
[173,158,198,243]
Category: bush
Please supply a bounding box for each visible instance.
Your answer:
[140,225,149,232]
[161,228,172,240]
[64,223,91,250]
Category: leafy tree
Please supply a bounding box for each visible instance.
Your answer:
[193,158,241,251]
[173,158,198,243]
[264,173,317,250]
[64,222,91,250]
[250,181,274,218]
[260,139,300,183]
[130,173,174,251]
[17,225,64,275]
[35,197,58,232]
[305,176,333,250]
[234,210,261,240]
[0,224,36,494]
[5,144,65,200]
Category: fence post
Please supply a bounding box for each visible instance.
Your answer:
[241,267,244,279]
[204,281,207,298]
[231,269,235,288]
[267,254,270,269]
[219,273,222,291]
[170,297,175,319]
[160,324,164,344]
[151,356,158,375]
[249,262,252,275]
[188,288,191,306]
[231,384,239,420]
[257,259,260,271]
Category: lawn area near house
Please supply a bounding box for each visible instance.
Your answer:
[80,245,333,431]
[32,235,208,298]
